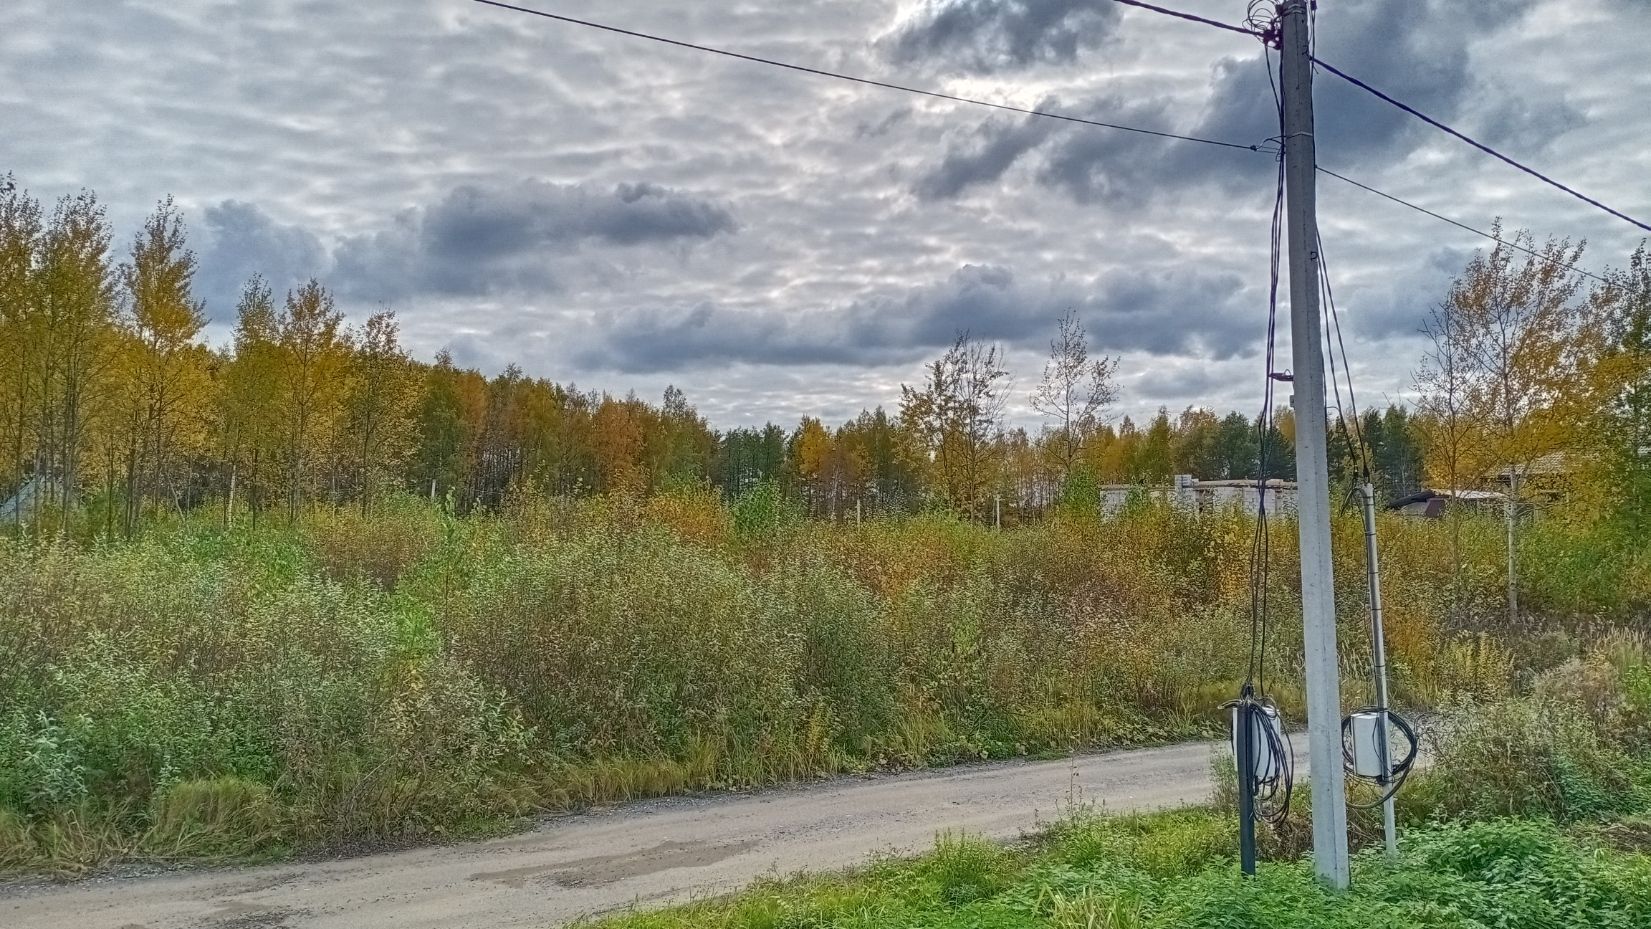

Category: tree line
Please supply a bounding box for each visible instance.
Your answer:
[1,178,1646,531]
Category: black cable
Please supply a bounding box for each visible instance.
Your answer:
[1255,704,1294,825]
[1245,0,1281,47]
[1317,232,1371,487]
[1227,691,1294,827]
[1247,166,1284,693]
[1316,167,1611,286]
[1246,29,1288,697]
[1310,55,1651,236]
[1109,0,1262,38]
[468,0,1269,154]
[1340,707,1420,809]
[1222,6,1296,834]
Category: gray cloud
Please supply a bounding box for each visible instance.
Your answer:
[190,179,738,311]
[194,200,328,320]
[1476,95,1587,156]
[579,263,1256,373]
[1341,246,1474,340]
[881,0,1121,73]
[1034,95,1239,206]
[914,110,1055,199]
[331,180,736,302]
[906,0,1584,211]
[855,107,914,140]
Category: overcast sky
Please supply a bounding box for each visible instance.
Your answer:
[5,0,1648,429]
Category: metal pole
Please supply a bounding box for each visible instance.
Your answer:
[1235,699,1258,876]
[1359,482,1398,858]
[1279,0,1351,889]
[1505,469,1520,624]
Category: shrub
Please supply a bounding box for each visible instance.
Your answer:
[0,499,1639,871]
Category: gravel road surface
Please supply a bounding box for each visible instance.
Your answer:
[2,740,1222,929]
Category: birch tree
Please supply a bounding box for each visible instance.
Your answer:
[1031,310,1118,486]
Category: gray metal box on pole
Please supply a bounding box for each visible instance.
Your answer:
[1278,0,1352,888]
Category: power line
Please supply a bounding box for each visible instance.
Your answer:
[1317,166,1611,285]
[470,0,1620,287]
[1310,55,1651,236]
[466,0,1269,153]
[1108,1,1650,237]
[1109,0,1262,38]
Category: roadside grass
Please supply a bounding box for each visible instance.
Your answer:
[590,639,1651,928]
[0,490,1644,872]
[585,813,1651,929]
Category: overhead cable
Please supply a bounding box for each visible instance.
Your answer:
[1317,167,1611,286]
[1310,56,1651,235]
[1109,0,1262,38]
[468,0,1269,153]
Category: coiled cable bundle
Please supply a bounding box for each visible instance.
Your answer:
[1227,686,1294,827]
[1339,706,1419,809]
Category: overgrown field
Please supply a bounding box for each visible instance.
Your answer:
[596,644,1651,929]
[0,491,1646,870]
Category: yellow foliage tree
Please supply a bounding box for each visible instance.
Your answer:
[114,197,211,530]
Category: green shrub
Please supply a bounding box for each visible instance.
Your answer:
[0,499,1643,871]
[1408,694,1637,823]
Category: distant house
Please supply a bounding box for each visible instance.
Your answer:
[1386,488,1506,519]
[1491,452,1570,483]
[1096,476,1297,515]
[1490,451,1575,503]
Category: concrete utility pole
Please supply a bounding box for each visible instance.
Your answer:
[1279,0,1351,889]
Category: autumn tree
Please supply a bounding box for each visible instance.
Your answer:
[900,333,1010,519]
[1090,416,1137,483]
[345,310,417,511]
[414,350,472,503]
[1214,411,1258,480]
[591,393,646,494]
[220,278,283,524]
[1597,244,1651,535]
[1413,297,1478,619]
[835,407,919,513]
[649,385,715,488]
[1031,310,1118,486]
[0,178,42,511]
[114,197,210,529]
[717,424,787,499]
[1434,227,1596,623]
[513,379,590,498]
[275,279,352,519]
[1171,407,1222,479]
[1133,409,1174,483]
[29,191,117,523]
[790,415,835,516]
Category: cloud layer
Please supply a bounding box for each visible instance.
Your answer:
[4,0,1647,428]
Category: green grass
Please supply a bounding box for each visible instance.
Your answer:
[588,810,1651,929]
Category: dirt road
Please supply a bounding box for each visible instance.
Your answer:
[2,740,1222,929]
